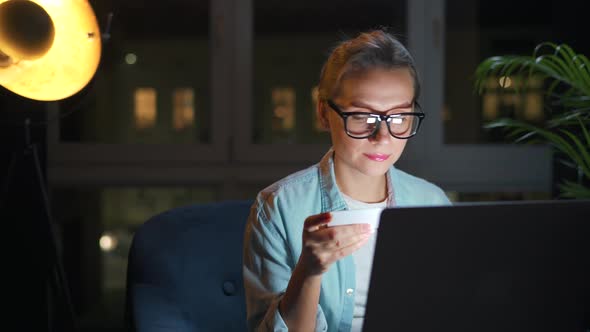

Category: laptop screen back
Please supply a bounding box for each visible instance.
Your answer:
[363,200,590,332]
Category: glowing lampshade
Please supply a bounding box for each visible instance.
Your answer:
[0,0,101,101]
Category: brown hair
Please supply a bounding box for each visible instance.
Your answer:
[318,29,420,101]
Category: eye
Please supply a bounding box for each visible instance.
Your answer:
[366,117,378,124]
[350,114,371,121]
[389,117,404,125]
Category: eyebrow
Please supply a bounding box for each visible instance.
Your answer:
[349,101,413,113]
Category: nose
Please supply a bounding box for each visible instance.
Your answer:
[369,119,391,144]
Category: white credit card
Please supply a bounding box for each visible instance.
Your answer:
[327,208,384,231]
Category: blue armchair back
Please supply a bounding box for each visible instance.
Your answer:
[125,200,253,331]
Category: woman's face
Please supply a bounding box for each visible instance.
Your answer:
[319,68,415,179]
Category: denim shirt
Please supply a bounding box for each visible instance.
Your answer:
[243,149,451,332]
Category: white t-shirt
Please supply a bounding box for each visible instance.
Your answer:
[341,193,387,332]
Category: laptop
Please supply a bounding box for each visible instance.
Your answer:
[362,200,590,332]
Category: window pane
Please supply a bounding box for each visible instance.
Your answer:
[59,1,210,144]
[253,0,407,144]
[172,88,196,132]
[134,87,157,130]
[443,0,585,144]
[53,186,218,329]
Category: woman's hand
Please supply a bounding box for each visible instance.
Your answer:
[298,212,373,277]
[279,212,372,329]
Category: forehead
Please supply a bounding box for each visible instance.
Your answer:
[333,68,415,106]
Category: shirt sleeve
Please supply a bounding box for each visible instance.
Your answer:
[436,186,452,205]
[242,197,328,332]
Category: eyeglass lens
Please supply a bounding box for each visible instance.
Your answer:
[346,114,418,138]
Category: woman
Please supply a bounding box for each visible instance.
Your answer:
[243,29,450,332]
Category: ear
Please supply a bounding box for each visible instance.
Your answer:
[316,100,330,131]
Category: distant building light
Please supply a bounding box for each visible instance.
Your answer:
[499,76,512,88]
[125,53,138,65]
[134,88,157,129]
[173,88,195,131]
[99,233,118,252]
[311,86,324,131]
[271,87,296,131]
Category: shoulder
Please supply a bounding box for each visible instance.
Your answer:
[260,164,319,197]
[254,163,322,223]
[392,167,451,206]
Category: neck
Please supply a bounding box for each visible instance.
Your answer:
[333,161,387,204]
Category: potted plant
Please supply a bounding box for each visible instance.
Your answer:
[474,42,590,198]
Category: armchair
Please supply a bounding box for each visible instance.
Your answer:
[125,200,253,331]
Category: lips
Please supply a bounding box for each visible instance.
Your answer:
[364,153,390,162]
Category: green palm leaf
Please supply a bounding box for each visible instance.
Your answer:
[475,42,590,199]
[559,180,590,198]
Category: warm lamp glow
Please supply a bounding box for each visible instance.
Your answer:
[0,0,101,101]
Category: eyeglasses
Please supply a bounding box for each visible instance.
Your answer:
[326,99,425,139]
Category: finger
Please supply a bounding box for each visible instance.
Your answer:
[327,233,371,262]
[301,234,369,272]
[310,223,371,241]
[307,225,372,250]
[304,212,332,232]
[349,223,373,235]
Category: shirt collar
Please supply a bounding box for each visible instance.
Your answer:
[318,148,397,212]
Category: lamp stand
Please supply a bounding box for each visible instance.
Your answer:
[1,118,77,332]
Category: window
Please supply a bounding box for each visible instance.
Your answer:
[399,0,551,194]
[443,0,554,144]
[53,186,218,328]
[58,1,211,144]
[235,0,408,162]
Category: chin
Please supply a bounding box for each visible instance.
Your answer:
[358,162,393,177]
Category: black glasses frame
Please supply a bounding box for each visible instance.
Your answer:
[326,99,426,139]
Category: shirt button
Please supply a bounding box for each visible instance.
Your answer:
[346,288,354,296]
